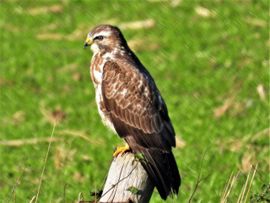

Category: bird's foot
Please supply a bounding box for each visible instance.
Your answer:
[113,144,130,157]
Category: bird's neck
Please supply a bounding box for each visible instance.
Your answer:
[95,46,128,59]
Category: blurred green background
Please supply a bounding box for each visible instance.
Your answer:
[0,0,269,202]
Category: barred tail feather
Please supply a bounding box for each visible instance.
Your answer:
[138,148,181,200]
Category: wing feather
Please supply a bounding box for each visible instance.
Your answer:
[102,60,175,150]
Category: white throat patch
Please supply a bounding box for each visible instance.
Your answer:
[90,43,100,54]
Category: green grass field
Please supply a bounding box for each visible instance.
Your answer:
[0,0,269,202]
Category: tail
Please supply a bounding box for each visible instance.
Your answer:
[138,148,181,200]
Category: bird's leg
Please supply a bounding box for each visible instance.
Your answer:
[113,143,130,157]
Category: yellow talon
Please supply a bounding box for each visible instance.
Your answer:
[113,144,130,157]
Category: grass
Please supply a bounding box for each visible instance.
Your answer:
[0,0,269,202]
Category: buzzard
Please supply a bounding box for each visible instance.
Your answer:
[84,25,180,200]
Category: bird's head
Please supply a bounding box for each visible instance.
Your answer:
[84,25,127,54]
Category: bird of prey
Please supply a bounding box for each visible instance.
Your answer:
[84,25,180,200]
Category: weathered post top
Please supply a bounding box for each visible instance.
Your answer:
[99,153,154,203]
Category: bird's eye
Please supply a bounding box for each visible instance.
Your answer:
[94,35,104,41]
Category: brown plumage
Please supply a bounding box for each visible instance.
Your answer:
[84,25,181,200]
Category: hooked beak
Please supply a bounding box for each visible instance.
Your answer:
[84,36,93,48]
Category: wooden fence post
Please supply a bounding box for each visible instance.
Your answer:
[99,152,154,203]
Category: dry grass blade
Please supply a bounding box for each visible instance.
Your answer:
[237,169,251,203]
[56,129,104,145]
[39,23,58,32]
[119,19,155,30]
[214,96,235,118]
[8,166,27,202]
[37,19,155,42]
[1,23,20,33]
[0,137,61,147]
[249,128,269,142]
[34,123,56,203]
[29,196,36,203]
[188,150,208,203]
[37,22,90,41]
[240,128,270,146]
[170,0,182,7]
[221,171,234,203]
[237,165,258,203]
[147,0,167,2]
[221,164,258,203]
[243,164,258,203]
[27,4,63,16]
[57,63,78,73]
[220,171,240,203]
[240,152,254,173]
[256,84,266,101]
[217,128,269,153]
[245,17,267,27]
[195,6,216,18]
[128,38,160,52]
[40,104,66,124]
[77,192,84,202]
[175,135,186,148]
[36,33,64,41]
